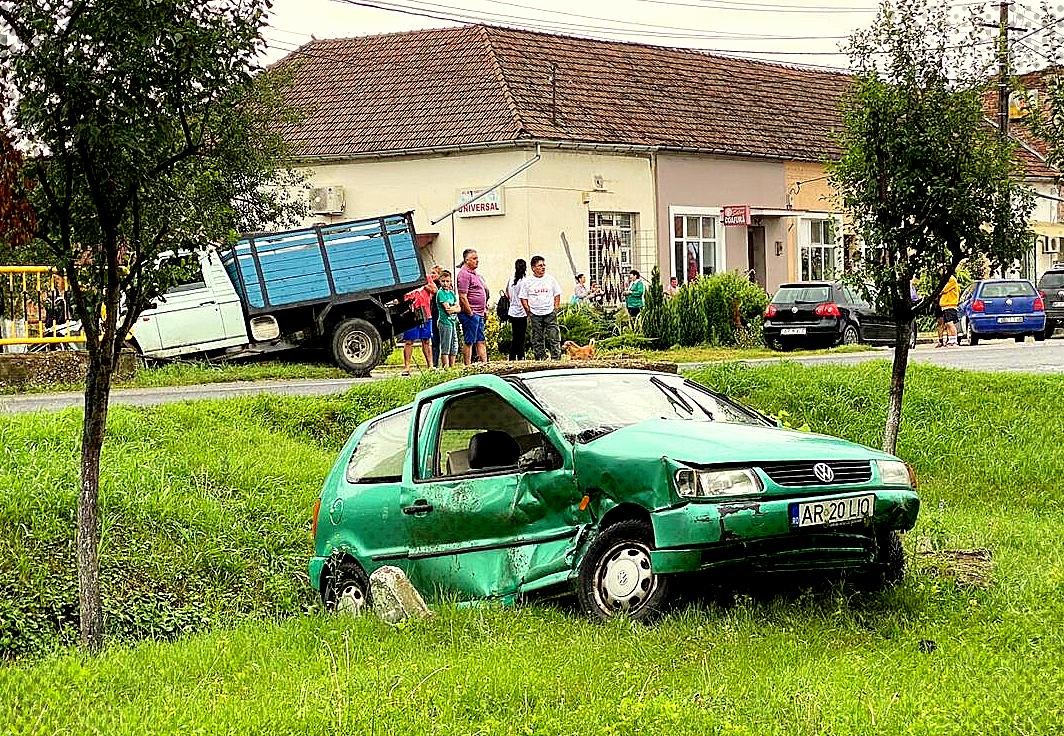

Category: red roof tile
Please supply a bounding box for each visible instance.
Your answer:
[273,24,851,161]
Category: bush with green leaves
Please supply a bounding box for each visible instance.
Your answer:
[639,266,673,349]
[644,273,768,347]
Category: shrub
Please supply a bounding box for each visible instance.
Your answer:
[639,266,673,349]
[556,303,616,345]
[661,273,768,347]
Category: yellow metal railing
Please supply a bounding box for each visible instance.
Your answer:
[0,266,86,347]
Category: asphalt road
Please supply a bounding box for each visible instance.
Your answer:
[2,339,1062,414]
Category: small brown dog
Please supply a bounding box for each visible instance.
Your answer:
[562,338,596,360]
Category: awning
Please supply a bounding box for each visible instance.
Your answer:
[416,233,438,249]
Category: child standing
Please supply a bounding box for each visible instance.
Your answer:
[436,270,460,368]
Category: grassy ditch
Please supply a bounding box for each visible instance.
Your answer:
[1,363,1062,733]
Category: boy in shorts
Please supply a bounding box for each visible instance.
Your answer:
[436,270,460,368]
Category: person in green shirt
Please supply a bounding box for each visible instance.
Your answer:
[436,270,460,368]
[624,270,646,319]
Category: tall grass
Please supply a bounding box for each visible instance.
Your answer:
[1,362,1062,734]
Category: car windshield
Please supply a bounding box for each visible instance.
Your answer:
[772,285,831,304]
[518,372,768,440]
[980,281,1036,298]
[1040,272,1064,289]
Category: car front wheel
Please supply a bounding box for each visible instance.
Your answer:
[854,530,906,591]
[576,520,669,621]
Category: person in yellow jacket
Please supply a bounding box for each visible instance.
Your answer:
[937,273,960,347]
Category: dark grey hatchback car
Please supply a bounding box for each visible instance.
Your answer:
[1037,267,1064,338]
[763,282,915,351]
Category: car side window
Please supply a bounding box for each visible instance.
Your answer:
[161,254,208,294]
[346,409,411,484]
[428,390,556,478]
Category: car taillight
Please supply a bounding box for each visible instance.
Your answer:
[972,299,985,313]
[311,498,321,538]
[1034,295,1045,312]
[764,304,778,318]
[814,302,841,318]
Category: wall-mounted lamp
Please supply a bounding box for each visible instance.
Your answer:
[774,240,784,257]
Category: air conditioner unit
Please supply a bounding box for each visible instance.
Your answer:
[309,186,345,215]
[1043,236,1060,255]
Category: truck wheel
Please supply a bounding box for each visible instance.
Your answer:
[322,560,372,615]
[331,318,382,375]
[575,520,669,622]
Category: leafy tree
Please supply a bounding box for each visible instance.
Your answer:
[830,0,1033,453]
[0,0,304,652]
[0,93,34,261]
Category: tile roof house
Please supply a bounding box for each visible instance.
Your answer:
[273,24,854,162]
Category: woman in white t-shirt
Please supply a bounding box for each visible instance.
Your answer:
[506,259,528,360]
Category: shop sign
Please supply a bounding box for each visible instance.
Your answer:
[457,188,505,217]
[722,205,751,226]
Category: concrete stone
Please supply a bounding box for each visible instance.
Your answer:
[369,566,433,625]
[0,350,136,390]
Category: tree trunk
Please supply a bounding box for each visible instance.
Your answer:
[882,317,912,455]
[77,353,113,653]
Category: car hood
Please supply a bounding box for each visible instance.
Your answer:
[576,419,891,466]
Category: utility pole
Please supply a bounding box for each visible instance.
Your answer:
[996,0,1010,138]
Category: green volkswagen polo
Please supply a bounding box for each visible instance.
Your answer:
[310,369,919,620]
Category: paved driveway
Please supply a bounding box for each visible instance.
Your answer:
[2,339,1062,414]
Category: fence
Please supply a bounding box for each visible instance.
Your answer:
[0,266,85,352]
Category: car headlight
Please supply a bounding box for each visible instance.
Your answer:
[675,468,764,498]
[876,459,916,487]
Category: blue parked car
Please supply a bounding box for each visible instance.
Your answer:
[958,279,1046,346]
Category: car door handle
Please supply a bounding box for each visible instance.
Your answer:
[402,500,434,515]
[199,300,216,306]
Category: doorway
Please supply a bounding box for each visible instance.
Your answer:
[747,226,766,290]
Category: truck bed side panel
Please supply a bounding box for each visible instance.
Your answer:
[222,213,423,311]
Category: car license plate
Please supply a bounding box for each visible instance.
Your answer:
[790,494,875,529]
[781,328,807,335]
[997,316,1023,324]
[1053,302,1064,308]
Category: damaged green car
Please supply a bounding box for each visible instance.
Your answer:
[310,369,919,620]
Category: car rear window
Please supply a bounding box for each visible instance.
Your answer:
[980,281,1036,298]
[1040,272,1064,289]
[772,286,831,304]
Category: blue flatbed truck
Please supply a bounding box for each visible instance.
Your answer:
[129,212,427,374]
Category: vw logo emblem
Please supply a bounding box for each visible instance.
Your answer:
[791,306,798,313]
[813,463,835,483]
[1006,298,1013,306]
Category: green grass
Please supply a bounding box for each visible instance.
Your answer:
[1,363,1063,733]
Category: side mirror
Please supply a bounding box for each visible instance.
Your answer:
[518,445,561,472]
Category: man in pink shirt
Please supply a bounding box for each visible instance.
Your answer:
[456,248,488,365]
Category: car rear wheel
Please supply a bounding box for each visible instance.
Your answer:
[1034,330,1046,342]
[841,323,860,346]
[576,520,669,622]
[331,318,382,375]
[322,560,372,615]
[1015,335,1025,343]
[964,319,979,346]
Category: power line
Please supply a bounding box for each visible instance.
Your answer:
[329,0,860,51]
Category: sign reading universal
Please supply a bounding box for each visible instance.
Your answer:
[456,188,505,218]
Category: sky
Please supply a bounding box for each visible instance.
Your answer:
[261,0,1058,72]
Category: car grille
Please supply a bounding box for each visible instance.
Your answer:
[759,460,872,486]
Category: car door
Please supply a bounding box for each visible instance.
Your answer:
[135,253,234,356]
[840,285,880,342]
[330,408,413,577]
[399,379,582,601]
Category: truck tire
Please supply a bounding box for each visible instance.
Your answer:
[331,318,382,375]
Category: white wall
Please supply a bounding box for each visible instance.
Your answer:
[299,148,657,303]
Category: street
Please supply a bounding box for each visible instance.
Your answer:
[2,339,1062,414]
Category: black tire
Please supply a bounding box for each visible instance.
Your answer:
[1014,335,1025,343]
[322,560,372,614]
[1034,330,1046,342]
[331,318,382,375]
[964,320,979,346]
[1045,321,1057,340]
[853,530,905,591]
[575,520,669,622]
[841,323,860,346]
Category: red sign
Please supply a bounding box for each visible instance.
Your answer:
[722,205,751,226]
